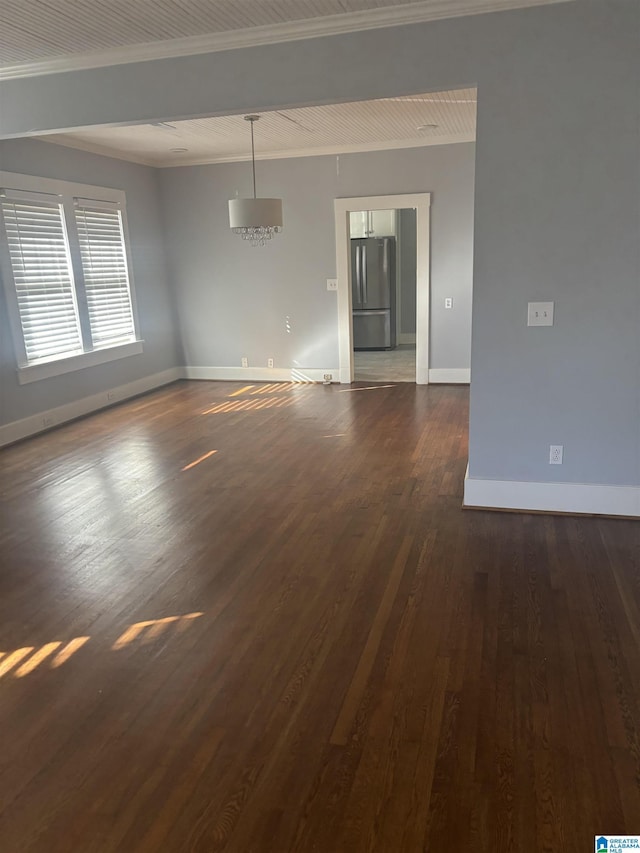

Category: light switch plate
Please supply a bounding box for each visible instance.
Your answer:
[528,301,554,326]
[327,278,338,291]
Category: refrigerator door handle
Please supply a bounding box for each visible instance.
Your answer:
[362,244,368,305]
[355,243,361,306]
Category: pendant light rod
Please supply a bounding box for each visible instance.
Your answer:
[245,114,260,199]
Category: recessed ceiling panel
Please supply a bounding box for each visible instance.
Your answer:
[45,88,477,166]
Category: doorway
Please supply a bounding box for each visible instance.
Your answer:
[351,207,417,381]
[333,193,431,384]
[353,344,417,383]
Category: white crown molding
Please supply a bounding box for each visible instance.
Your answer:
[0,0,573,81]
[160,132,476,167]
[41,131,475,168]
[39,137,156,167]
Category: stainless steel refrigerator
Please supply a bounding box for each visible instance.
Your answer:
[351,237,396,350]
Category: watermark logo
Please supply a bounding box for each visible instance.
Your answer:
[596,838,640,852]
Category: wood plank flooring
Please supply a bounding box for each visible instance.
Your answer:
[0,380,638,852]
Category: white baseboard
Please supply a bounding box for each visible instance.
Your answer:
[0,367,181,448]
[183,365,469,386]
[428,368,470,384]
[464,468,640,518]
[183,366,339,383]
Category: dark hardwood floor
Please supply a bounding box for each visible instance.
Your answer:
[0,380,638,852]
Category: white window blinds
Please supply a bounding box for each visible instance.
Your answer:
[1,198,82,362]
[74,201,135,347]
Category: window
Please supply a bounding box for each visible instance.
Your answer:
[74,200,136,347]
[2,196,83,363]
[0,172,142,384]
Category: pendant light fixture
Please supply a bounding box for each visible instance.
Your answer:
[228,115,283,247]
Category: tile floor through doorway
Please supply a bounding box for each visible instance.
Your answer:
[353,344,416,383]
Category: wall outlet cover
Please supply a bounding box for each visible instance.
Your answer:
[528,302,554,326]
[549,444,563,464]
[327,278,338,291]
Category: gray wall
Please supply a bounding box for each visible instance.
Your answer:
[159,143,475,371]
[1,0,638,490]
[0,138,180,426]
[467,1,640,487]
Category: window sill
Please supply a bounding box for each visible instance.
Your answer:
[17,340,144,385]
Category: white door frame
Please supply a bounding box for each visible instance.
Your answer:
[334,193,431,384]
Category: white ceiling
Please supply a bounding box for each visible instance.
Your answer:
[44,88,477,167]
[6,0,430,63]
[0,0,573,78]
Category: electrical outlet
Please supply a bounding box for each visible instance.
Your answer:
[445,297,453,309]
[327,278,338,291]
[323,373,333,383]
[42,416,55,428]
[107,390,116,401]
[528,302,554,326]
[241,357,248,368]
[549,445,563,465]
[267,358,274,368]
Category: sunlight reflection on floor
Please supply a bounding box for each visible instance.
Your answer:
[0,612,204,680]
